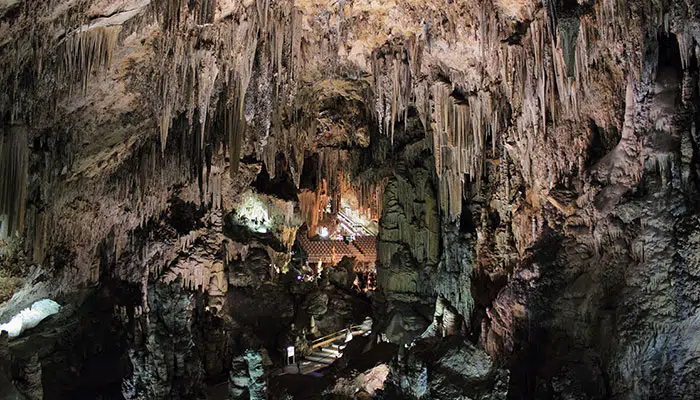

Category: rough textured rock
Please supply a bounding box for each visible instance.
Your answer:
[229,349,270,400]
[1,0,700,399]
[327,257,356,291]
[303,290,329,317]
[122,282,206,400]
[327,363,390,398]
[384,336,509,400]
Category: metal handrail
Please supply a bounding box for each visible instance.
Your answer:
[337,212,374,237]
[309,325,365,349]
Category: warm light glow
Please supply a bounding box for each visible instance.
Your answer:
[340,197,378,235]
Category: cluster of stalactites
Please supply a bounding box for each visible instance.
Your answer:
[261,124,310,187]
[365,0,639,222]
[156,0,305,185]
[372,37,424,146]
[155,0,217,30]
[0,128,29,238]
[260,5,306,185]
[355,178,388,221]
[296,148,387,233]
[298,185,328,236]
[296,149,345,232]
[154,0,260,159]
[432,82,505,220]
[319,149,345,205]
[0,0,137,123]
[21,0,303,268]
[25,135,195,269]
[428,4,606,220]
[58,25,122,94]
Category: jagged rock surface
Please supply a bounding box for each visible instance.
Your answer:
[229,349,269,400]
[1,0,700,399]
[384,336,509,400]
[122,282,206,400]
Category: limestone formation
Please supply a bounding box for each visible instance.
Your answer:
[0,0,699,399]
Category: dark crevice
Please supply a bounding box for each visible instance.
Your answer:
[166,197,205,235]
[298,152,320,191]
[251,153,299,202]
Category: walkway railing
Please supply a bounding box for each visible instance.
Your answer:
[337,212,374,237]
[276,319,372,376]
[308,324,365,350]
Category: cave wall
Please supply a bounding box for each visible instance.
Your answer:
[0,0,699,399]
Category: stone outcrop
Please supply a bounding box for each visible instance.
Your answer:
[229,349,270,400]
[1,0,700,399]
[326,363,390,398]
[375,154,441,344]
[123,282,206,400]
[384,336,509,400]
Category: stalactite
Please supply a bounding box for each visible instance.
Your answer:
[197,56,219,145]
[595,0,629,43]
[355,176,388,221]
[372,40,417,144]
[227,68,253,175]
[262,137,278,179]
[317,149,351,212]
[0,128,29,237]
[59,25,122,93]
[201,164,223,210]
[291,141,304,188]
[298,187,328,234]
[431,82,503,220]
[196,0,217,25]
[677,32,692,72]
[225,241,249,264]
[390,59,399,145]
[162,0,183,30]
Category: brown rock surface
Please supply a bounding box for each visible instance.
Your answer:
[1,0,700,399]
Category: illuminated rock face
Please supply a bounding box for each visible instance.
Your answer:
[229,349,268,400]
[1,0,700,399]
[0,299,60,338]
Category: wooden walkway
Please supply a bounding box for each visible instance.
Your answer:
[277,320,372,376]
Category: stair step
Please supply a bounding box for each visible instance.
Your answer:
[299,362,327,374]
[306,354,337,364]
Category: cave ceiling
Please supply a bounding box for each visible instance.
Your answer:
[1,0,700,398]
